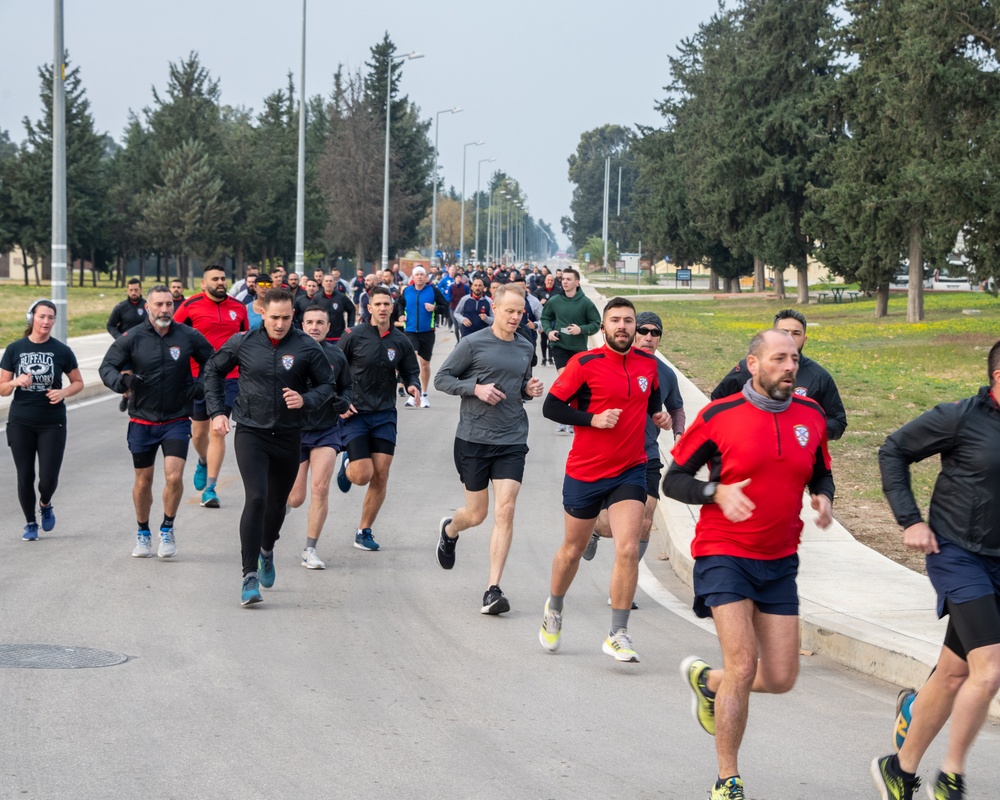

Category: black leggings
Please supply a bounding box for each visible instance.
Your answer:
[539,333,549,362]
[6,421,67,524]
[234,425,300,576]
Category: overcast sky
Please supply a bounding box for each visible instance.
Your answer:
[1,0,718,249]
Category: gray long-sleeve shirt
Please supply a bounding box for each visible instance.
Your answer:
[434,327,535,445]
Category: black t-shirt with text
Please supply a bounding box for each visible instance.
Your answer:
[0,337,79,426]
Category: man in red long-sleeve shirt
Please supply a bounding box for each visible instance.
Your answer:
[662,328,834,800]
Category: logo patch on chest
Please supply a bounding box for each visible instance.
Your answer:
[169,346,181,361]
[794,424,810,448]
[282,354,295,370]
[387,348,396,363]
[637,375,649,393]
[229,310,237,321]
[794,386,807,397]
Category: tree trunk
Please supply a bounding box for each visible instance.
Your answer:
[906,225,924,323]
[797,266,809,304]
[875,284,889,318]
[708,269,719,292]
[753,256,765,293]
[139,251,146,283]
[91,247,97,287]
[774,268,785,298]
[155,252,162,282]
[355,241,365,274]
[235,243,244,282]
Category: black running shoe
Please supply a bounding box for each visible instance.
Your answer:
[481,585,510,615]
[437,517,457,569]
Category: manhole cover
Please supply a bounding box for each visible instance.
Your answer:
[0,644,128,669]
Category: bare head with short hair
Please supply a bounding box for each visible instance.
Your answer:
[989,339,1000,387]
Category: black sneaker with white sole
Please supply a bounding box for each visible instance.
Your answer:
[437,517,457,569]
[481,585,510,615]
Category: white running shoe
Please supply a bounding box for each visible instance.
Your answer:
[301,547,326,569]
[539,600,563,652]
[132,532,153,558]
[157,528,176,558]
[420,394,430,408]
[603,629,640,662]
[405,395,416,407]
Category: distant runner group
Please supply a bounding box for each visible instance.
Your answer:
[3,260,998,800]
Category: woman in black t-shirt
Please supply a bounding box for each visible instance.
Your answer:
[0,300,84,540]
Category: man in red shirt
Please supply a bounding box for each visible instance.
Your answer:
[663,328,834,800]
[538,296,669,663]
[173,264,249,508]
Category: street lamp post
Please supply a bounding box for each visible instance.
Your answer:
[430,106,460,269]
[293,0,307,279]
[51,0,67,342]
[474,156,495,267]
[381,50,423,271]
[459,140,484,266]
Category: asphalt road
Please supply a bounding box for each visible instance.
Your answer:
[1,329,997,800]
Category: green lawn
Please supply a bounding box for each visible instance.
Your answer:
[635,290,1000,571]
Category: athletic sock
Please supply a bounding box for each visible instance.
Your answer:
[610,608,631,634]
[245,570,258,580]
[206,479,217,489]
[161,515,175,530]
[306,537,318,549]
[198,458,207,466]
[548,594,565,613]
[716,775,739,788]
[638,539,649,560]
[260,548,273,557]
[137,520,150,533]
[890,755,916,782]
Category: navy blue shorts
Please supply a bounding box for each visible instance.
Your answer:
[926,536,1000,618]
[127,419,191,469]
[692,553,799,619]
[341,409,397,460]
[192,377,239,421]
[299,425,343,462]
[646,458,663,499]
[562,463,646,520]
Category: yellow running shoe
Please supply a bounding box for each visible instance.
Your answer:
[711,776,745,800]
[602,630,640,662]
[681,655,716,736]
[538,600,562,652]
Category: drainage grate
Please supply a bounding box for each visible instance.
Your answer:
[0,644,128,669]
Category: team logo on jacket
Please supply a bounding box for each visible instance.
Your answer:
[794,386,807,397]
[282,354,294,370]
[794,424,809,448]
[637,375,649,393]
[169,346,181,361]
[138,308,145,316]
[387,348,396,362]
[229,310,237,321]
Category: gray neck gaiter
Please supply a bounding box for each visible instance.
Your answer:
[742,380,792,414]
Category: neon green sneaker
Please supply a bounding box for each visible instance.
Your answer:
[927,771,964,800]
[681,656,716,736]
[871,755,921,800]
[538,600,562,652]
[711,776,745,800]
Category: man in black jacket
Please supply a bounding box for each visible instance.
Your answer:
[871,339,1000,800]
[100,285,214,560]
[711,309,847,441]
[203,287,339,607]
[106,278,146,338]
[336,286,421,552]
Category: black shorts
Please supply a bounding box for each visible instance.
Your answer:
[562,463,646,520]
[299,425,343,463]
[453,438,528,492]
[191,377,239,421]
[692,553,799,619]
[550,346,573,370]
[405,330,436,362]
[943,595,1000,660]
[127,419,191,469]
[645,458,663,499]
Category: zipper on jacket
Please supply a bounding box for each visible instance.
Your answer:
[773,413,782,456]
[622,351,631,397]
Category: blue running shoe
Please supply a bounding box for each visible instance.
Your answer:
[354,528,380,551]
[258,552,276,587]
[193,461,208,491]
[22,522,39,542]
[241,575,263,606]
[39,504,55,532]
[336,454,351,493]
[201,485,220,508]
[893,688,916,752]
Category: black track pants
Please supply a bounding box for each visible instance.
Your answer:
[234,425,300,576]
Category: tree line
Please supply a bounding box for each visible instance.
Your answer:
[563,0,999,319]
[0,33,555,289]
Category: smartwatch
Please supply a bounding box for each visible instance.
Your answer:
[703,482,718,503]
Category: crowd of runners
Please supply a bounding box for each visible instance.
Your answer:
[2,259,998,800]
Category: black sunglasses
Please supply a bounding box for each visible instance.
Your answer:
[636,327,662,337]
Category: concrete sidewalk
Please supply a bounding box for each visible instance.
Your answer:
[580,279,1000,718]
